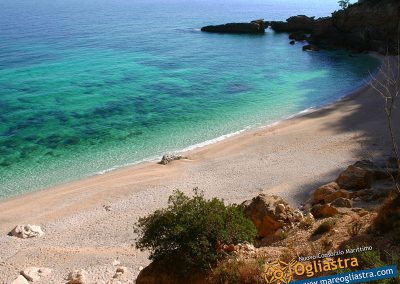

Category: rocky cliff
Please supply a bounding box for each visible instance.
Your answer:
[270,0,400,54]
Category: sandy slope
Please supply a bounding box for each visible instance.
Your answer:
[0,56,397,283]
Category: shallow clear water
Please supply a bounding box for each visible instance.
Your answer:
[0,0,379,197]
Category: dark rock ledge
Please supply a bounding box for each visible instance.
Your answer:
[201,0,400,54]
[201,19,267,34]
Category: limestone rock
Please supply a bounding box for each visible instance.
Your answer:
[9,225,44,239]
[312,182,350,204]
[11,275,29,284]
[113,266,128,279]
[331,197,353,208]
[160,154,186,165]
[21,267,52,282]
[243,194,299,238]
[67,269,88,284]
[311,204,339,218]
[336,164,374,190]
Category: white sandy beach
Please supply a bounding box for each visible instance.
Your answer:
[0,56,397,283]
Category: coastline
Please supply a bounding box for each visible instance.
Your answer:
[0,55,394,282]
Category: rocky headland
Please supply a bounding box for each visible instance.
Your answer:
[202,0,400,54]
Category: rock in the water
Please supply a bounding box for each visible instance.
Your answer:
[201,20,266,34]
[289,31,308,41]
[243,194,299,238]
[21,267,52,282]
[289,40,295,45]
[311,204,339,218]
[312,182,350,204]
[270,15,316,33]
[302,44,320,51]
[9,225,44,239]
[11,275,29,284]
[67,269,88,284]
[160,154,186,165]
[331,197,353,208]
[336,164,374,190]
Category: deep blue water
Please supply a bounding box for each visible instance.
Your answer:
[0,0,379,197]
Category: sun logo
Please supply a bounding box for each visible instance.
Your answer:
[264,259,298,284]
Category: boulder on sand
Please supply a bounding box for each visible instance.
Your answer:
[336,164,374,190]
[9,225,44,239]
[312,182,350,204]
[21,267,52,282]
[159,154,187,165]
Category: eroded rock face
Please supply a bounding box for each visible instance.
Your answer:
[312,182,350,204]
[9,225,44,239]
[243,194,302,238]
[270,1,400,54]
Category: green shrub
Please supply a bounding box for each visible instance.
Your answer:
[134,189,257,274]
[312,219,336,236]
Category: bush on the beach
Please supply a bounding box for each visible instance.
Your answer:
[134,189,257,274]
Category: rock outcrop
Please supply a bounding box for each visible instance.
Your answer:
[312,182,350,204]
[270,15,316,33]
[242,194,303,238]
[336,163,374,190]
[9,225,44,239]
[270,0,400,54]
[201,20,266,34]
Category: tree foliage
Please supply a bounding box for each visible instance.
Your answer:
[338,0,351,9]
[134,189,257,273]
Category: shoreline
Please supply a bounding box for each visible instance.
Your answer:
[0,53,381,203]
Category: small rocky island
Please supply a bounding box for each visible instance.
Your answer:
[201,19,267,34]
[201,0,400,54]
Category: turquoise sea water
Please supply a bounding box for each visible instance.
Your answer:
[0,0,379,198]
